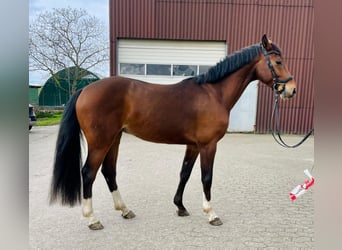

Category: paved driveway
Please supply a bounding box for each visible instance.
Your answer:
[29,125,314,249]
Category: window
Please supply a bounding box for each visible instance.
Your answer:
[146,64,171,75]
[120,63,145,75]
[119,63,214,77]
[173,65,197,76]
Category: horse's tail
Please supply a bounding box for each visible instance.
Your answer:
[49,89,83,206]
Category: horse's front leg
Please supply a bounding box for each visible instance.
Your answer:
[200,143,223,226]
[174,145,199,216]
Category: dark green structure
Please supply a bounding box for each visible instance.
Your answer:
[39,67,101,106]
[29,85,41,105]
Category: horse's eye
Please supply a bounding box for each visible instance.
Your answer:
[276,60,282,65]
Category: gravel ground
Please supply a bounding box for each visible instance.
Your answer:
[29,125,314,249]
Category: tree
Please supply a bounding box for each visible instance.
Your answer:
[29,7,109,96]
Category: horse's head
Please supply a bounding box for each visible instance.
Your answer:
[256,34,297,99]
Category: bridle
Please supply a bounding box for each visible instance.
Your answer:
[260,44,293,94]
[260,44,314,148]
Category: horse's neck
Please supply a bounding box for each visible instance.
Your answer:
[218,61,257,111]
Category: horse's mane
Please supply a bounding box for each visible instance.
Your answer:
[194,44,262,84]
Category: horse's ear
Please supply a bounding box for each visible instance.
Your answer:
[262,34,272,51]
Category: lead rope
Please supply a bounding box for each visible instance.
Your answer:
[271,93,314,148]
[270,94,315,201]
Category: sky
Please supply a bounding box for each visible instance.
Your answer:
[29,0,110,85]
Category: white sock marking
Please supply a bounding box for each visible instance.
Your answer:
[112,190,130,215]
[82,198,99,225]
[202,193,219,222]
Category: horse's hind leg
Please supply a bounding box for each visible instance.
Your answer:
[101,132,135,219]
[174,145,199,216]
[82,149,107,230]
[200,143,222,226]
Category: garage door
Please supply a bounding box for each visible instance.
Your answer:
[118,39,226,84]
[117,39,257,132]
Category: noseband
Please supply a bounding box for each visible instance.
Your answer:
[260,44,293,94]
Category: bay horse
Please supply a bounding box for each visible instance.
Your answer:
[49,35,297,229]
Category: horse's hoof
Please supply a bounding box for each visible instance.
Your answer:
[177,209,190,217]
[122,210,136,219]
[209,217,223,226]
[88,221,104,230]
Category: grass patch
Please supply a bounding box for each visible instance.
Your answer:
[36,111,63,126]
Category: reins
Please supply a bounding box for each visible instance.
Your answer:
[270,93,314,148]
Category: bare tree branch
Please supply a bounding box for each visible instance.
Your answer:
[29,7,109,97]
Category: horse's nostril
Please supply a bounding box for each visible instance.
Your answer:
[293,88,297,95]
